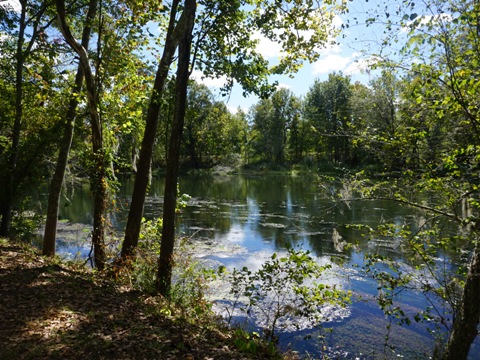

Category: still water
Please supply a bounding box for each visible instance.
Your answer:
[42,173,478,359]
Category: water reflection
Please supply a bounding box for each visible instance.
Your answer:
[36,173,478,359]
[48,174,417,261]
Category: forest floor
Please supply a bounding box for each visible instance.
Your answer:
[0,239,283,360]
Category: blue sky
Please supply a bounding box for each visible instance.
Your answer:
[192,0,391,113]
[2,0,401,113]
[213,0,453,114]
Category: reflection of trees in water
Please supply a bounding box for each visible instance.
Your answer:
[58,182,94,225]
[54,174,425,261]
[177,175,417,260]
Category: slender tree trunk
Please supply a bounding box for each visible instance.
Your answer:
[56,0,106,269]
[119,0,183,262]
[442,237,480,360]
[43,0,97,256]
[91,153,107,269]
[157,0,196,297]
[0,3,26,237]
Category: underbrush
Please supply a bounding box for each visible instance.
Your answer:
[116,217,216,319]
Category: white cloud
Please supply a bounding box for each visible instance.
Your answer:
[332,15,343,29]
[344,55,381,75]
[312,39,382,76]
[344,59,367,75]
[191,70,229,88]
[277,83,291,90]
[312,43,352,75]
[226,104,249,115]
[310,14,359,76]
[313,54,351,74]
[0,0,21,12]
[251,31,283,59]
[251,12,343,60]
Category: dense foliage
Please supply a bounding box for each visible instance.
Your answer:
[1,0,479,358]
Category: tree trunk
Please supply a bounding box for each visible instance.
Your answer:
[43,0,97,256]
[442,237,480,360]
[91,154,107,269]
[56,0,106,269]
[0,3,26,237]
[157,0,196,297]
[119,0,183,263]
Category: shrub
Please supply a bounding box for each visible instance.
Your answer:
[223,248,351,343]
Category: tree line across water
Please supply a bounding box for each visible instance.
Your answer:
[1,1,479,358]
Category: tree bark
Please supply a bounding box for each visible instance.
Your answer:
[442,237,480,360]
[0,0,49,236]
[56,0,106,269]
[0,2,26,237]
[43,0,97,256]
[157,0,196,297]
[119,0,184,263]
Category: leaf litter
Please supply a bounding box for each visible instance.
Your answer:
[0,240,287,360]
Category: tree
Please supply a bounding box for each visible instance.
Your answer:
[271,89,301,164]
[223,108,249,165]
[357,0,480,357]
[250,88,300,164]
[0,0,56,236]
[120,0,345,297]
[56,0,109,269]
[120,0,191,263]
[43,0,97,257]
[183,89,244,167]
[151,77,176,168]
[346,72,407,170]
[348,81,375,166]
[304,72,352,164]
[157,0,196,295]
[157,0,344,297]
[368,71,405,170]
[54,0,155,268]
[287,110,307,164]
[201,101,242,165]
[404,3,480,355]
[182,81,215,168]
[250,96,275,163]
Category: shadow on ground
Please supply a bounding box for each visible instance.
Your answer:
[0,243,266,360]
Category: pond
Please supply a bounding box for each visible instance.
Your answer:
[37,173,479,359]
